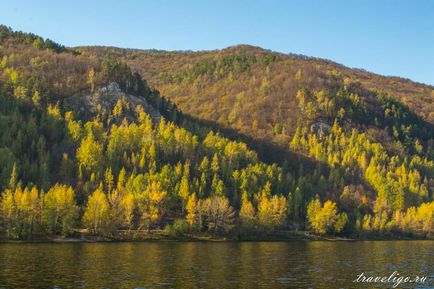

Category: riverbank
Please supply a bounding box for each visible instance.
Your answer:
[1,229,430,243]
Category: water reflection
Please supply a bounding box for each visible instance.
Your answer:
[0,241,432,289]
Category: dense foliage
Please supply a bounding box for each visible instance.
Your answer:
[0,27,432,240]
[79,45,434,126]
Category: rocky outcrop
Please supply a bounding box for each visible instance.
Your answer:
[65,82,161,122]
[310,121,331,138]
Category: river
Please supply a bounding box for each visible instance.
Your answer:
[0,241,432,288]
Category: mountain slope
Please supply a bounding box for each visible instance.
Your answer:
[78,44,434,125]
[78,44,434,189]
[77,45,434,165]
[0,26,432,240]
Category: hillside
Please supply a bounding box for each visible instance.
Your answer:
[78,44,434,125]
[0,26,432,240]
[78,45,434,164]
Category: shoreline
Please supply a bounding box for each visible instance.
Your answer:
[1,231,430,243]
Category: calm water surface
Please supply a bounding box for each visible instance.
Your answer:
[0,241,432,289]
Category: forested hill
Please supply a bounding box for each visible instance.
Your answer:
[0,26,432,240]
[77,45,434,164]
[78,44,434,126]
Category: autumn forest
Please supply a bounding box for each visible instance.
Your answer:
[0,25,433,241]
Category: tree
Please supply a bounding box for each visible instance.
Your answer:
[307,199,347,235]
[113,100,123,118]
[334,212,348,233]
[0,189,18,239]
[42,184,78,236]
[416,202,433,234]
[362,214,372,233]
[65,111,84,142]
[138,181,168,229]
[202,196,235,234]
[186,192,200,230]
[19,187,40,239]
[87,68,95,93]
[257,194,287,231]
[293,187,303,218]
[8,163,18,190]
[107,188,125,230]
[211,174,225,196]
[239,191,256,230]
[0,186,41,239]
[82,185,110,235]
[104,168,114,194]
[77,133,104,178]
[178,174,190,213]
[117,168,127,190]
[32,90,41,106]
[211,153,219,173]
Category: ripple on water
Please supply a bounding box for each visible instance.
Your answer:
[0,241,432,289]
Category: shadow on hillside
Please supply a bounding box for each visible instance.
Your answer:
[182,114,322,174]
[181,112,380,210]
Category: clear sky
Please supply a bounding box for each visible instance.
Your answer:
[1,0,433,85]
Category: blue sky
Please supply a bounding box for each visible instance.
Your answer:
[1,0,433,85]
